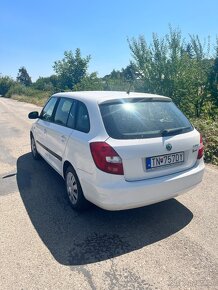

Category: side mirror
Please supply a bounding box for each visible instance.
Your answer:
[28,111,39,119]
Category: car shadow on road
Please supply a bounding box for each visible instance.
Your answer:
[17,153,193,266]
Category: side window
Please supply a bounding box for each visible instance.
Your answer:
[67,101,76,129]
[75,102,90,133]
[41,97,58,121]
[54,98,74,126]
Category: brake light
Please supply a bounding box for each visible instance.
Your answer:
[197,134,204,159]
[90,142,124,175]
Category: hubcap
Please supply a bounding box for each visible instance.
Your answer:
[66,172,78,205]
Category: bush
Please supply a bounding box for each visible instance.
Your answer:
[33,75,60,92]
[0,76,14,96]
[6,83,50,106]
[74,73,103,91]
[7,83,38,97]
[192,118,218,166]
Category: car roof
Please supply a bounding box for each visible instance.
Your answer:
[52,91,171,105]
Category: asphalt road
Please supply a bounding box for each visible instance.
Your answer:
[0,97,218,290]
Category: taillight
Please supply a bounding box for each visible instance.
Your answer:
[90,142,124,175]
[197,134,204,159]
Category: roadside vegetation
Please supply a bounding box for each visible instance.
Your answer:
[192,119,218,165]
[0,27,217,165]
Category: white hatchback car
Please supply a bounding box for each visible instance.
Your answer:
[28,91,204,210]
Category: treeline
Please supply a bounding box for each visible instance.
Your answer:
[0,27,218,119]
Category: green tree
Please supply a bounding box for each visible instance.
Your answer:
[209,57,218,106]
[17,66,32,86]
[53,49,91,90]
[102,63,139,91]
[128,33,169,95]
[0,75,14,96]
[121,63,138,81]
[128,27,213,117]
[74,72,103,91]
[208,39,218,110]
[33,75,59,92]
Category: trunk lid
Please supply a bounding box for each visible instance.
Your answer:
[106,129,200,181]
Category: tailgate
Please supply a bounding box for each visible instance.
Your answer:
[106,129,200,181]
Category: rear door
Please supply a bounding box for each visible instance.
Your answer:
[100,99,200,181]
[65,100,92,173]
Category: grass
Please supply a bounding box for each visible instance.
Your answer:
[11,94,49,106]
[6,84,51,106]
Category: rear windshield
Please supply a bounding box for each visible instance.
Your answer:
[99,99,193,139]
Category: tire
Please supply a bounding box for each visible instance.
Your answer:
[31,135,41,160]
[65,165,89,210]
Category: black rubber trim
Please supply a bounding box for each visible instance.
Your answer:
[36,140,62,161]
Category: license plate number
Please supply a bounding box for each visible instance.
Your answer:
[146,152,184,170]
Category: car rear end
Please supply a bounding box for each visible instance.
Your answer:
[83,94,204,210]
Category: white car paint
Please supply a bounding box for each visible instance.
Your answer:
[30,91,205,210]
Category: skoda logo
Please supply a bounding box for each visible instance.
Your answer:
[166,143,172,151]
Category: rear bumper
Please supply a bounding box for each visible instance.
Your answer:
[80,159,205,211]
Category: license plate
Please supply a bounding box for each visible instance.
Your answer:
[146,152,184,170]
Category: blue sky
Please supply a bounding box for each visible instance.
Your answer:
[0,0,217,81]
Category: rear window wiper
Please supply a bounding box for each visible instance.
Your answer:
[160,127,191,136]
